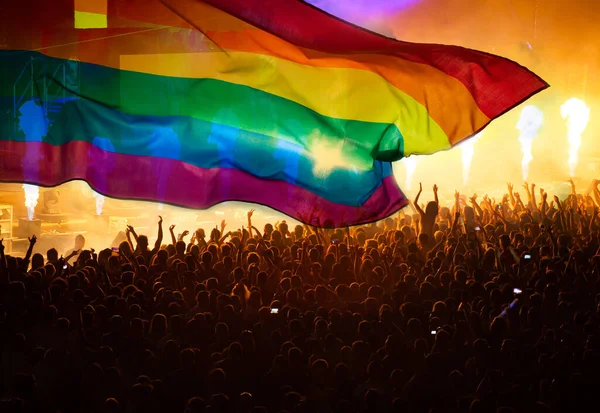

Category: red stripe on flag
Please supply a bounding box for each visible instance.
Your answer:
[175,0,548,119]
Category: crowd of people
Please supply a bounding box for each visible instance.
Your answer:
[2,179,600,413]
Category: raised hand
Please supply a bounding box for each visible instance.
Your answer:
[158,216,163,225]
[507,183,514,193]
[454,190,460,200]
[181,230,190,238]
[66,249,80,259]
[247,209,255,220]
[470,194,477,203]
[220,220,227,232]
[418,182,423,193]
[433,184,438,194]
[28,235,37,245]
[169,224,176,232]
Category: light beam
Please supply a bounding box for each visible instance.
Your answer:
[561,98,590,177]
[22,184,39,221]
[516,105,544,181]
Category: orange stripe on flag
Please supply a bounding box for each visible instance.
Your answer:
[74,0,107,15]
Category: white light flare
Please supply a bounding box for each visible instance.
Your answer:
[93,192,105,215]
[516,105,544,181]
[22,184,39,221]
[401,156,418,190]
[561,98,590,177]
[460,132,483,186]
[308,138,358,178]
[309,139,355,177]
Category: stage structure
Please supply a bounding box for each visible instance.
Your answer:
[0,205,14,254]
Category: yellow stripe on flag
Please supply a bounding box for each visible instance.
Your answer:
[74,11,107,28]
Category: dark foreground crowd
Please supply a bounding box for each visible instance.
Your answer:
[2,180,600,413]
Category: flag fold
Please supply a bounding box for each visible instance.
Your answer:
[0,0,547,227]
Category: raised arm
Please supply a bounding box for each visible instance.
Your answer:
[247,209,255,239]
[553,195,567,233]
[450,212,461,235]
[427,232,448,258]
[218,231,231,245]
[178,230,190,243]
[433,184,439,206]
[23,235,37,268]
[251,225,267,249]
[540,189,548,218]
[169,224,177,247]
[220,220,227,239]
[127,224,139,242]
[413,183,425,217]
[64,249,81,264]
[568,178,578,212]
[125,229,134,249]
[470,194,484,219]
[523,183,535,211]
[154,216,164,250]
[514,192,526,212]
[569,178,577,196]
[591,180,600,207]
[530,183,539,212]
[454,190,461,216]
[125,225,138,250]
[507,183,516,209]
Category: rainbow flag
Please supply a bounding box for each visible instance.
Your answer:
[0,0,547,227]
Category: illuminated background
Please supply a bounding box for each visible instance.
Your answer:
[308,0,599,194]
[0,0,598,252]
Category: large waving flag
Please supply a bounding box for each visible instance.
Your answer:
[0,0,547,227]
